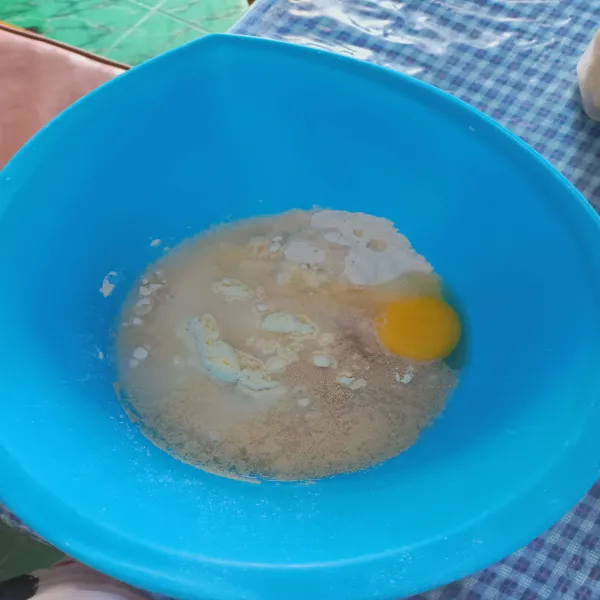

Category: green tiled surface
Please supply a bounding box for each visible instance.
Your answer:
[1,0,248,65]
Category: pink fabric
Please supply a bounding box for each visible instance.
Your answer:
[33,563,150,600]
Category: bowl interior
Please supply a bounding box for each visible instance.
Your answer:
[1,34,600,600]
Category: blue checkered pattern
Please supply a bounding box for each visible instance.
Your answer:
[232,0,600,598]
[3,2,600,599]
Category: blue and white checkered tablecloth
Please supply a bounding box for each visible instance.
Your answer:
[230,0,600,598]
[3,1,600,599]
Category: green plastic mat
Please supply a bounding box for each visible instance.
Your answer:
[1,0,248,64]
[0,521,63,581]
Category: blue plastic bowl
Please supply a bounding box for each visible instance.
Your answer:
[1,33,600,600]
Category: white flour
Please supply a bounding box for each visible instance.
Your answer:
[310,210,432,285]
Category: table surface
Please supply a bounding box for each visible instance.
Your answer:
[231,1,600,598]
[3,0,600,598]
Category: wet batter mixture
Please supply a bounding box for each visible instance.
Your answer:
[116,210,459,480]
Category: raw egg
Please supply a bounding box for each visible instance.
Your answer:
[376,296,461,361]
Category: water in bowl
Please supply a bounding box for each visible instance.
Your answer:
[116,209,458,480]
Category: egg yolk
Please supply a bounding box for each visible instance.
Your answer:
[376,296,461,361]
